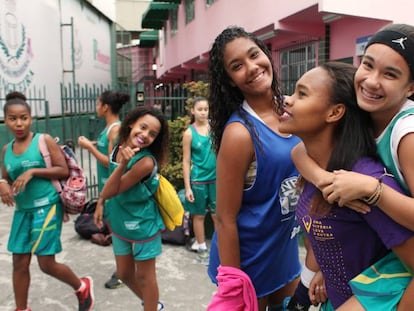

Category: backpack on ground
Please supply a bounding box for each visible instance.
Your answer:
[161,210,191,245]
[74,200,110,240]
[161,189,191,245]
[39,134,87,214]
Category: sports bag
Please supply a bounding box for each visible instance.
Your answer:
[153,174,185,231]
[74,200,110,239]
[144,168,185,231]
[39,134,87,214]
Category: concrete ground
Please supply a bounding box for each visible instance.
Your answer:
[0,203,319,311]
[0,204,216,311]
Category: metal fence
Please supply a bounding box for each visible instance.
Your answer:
[0,82,188,200]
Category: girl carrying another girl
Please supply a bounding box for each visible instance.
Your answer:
[292,24,414,310]
[278,61,414,310]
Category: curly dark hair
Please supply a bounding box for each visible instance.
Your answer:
[4,91,31,115]
[118,106,169,167]
[208,26,283,152]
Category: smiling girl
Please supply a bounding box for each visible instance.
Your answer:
[94,106,169,311]
[279,62,414,311]
[207,26,301,311]
[291,24,414,311]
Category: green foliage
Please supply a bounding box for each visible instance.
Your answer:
[161,81,209,190]
[161,115,190,190]
[183,81,210,113]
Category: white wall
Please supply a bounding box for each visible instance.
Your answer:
[0,0,113,117]
[319,0,413,24]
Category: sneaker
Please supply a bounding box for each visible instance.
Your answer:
[15,308,31,311]
[76,276,94,311]
[283,295,310,311]
[141,301,165,311]
[104,272,124,289]
[197,249,209,265]
[186,237,199,252]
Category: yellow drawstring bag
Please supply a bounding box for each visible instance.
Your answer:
[154,174,184,231]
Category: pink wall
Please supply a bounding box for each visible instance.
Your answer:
[158,0,319,76]
[155,0,408,79]
[329,17,389,64]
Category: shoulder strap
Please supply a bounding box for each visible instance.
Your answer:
[106,121,121,139]
[38,134,51,168]
[39,134,62,193]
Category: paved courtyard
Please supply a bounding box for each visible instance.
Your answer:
[0,202,318,311]
[0,204,216,311]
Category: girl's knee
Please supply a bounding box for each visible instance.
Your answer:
[37,256,56,274]
[12,254,31,272]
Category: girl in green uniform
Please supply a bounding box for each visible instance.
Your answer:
[78,90,129,194]
[78,90,129,289]
[182,96,217,263]
[94,106,169,311]
[0,92,94,311]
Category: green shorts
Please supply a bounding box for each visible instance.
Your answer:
[320,300,334,311]
[184,182,216,215]
[112,233,162,261]
[8,203,63,255]
[349,252,411,311]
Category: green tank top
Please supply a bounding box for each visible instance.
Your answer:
[377,107,414,195]
[107,147,164,241]
[4,133,60,210]
[189,124,216,182]
[96,121,120,191]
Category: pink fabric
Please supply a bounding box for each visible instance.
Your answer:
[207,265,258,311]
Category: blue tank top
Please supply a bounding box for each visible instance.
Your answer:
[208,107,301,297]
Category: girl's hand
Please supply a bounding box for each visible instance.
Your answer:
[78,136,95,150]
[0,183,15,206]
[321,170,377,208]
[185,188,195,203]
[11,170,33,194]
[94,200,105,229]
[118,145,140,165]
[309,270,327,306]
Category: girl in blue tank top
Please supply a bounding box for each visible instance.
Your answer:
[0,91,94,311]
[93,106,169,311]
[207,27,301,311]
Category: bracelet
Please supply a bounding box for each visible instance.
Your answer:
[0,178,8,185]
[363,179,383,206]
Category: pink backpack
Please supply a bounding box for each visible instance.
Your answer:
[38,134,86,214]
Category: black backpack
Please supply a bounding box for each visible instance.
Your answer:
[74,200,109,239]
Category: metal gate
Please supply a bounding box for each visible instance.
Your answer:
[0,82,188,200]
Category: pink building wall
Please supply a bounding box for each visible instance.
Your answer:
[150,0,414,82]
[329,17,389,63]
[158,0,319,77]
